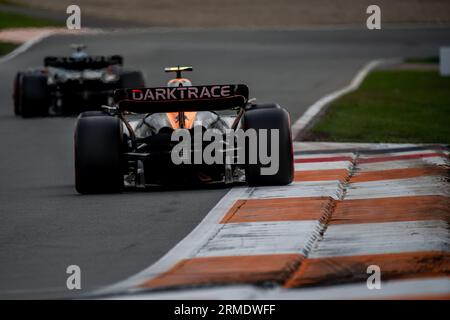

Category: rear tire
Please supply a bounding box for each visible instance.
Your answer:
[243,107,294,186]
[119,70,145,88]
[246,103,281,111]
[75,115,124,194]
[19,73,49,118]
[79,111,108,118]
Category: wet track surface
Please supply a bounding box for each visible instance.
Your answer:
[0,27,449,298]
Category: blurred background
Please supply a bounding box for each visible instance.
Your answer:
[1,0,450,28]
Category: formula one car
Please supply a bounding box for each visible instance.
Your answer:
[74,66,293,194]
[13,44,146,117]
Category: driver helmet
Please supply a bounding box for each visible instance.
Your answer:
[70,44,89,60]
[71,51,89,60]
[167,78,192,87]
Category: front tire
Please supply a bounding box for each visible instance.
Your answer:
[75,115,124,194]
[243,107,294,186]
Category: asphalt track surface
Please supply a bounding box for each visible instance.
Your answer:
[0,27,449,299]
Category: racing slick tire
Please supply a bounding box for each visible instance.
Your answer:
[75,115,124,194]
[79,111,108,118]
[243,107,294,186]
[18,73,49,118]
[119,70,145,88]
[246,103,281,111]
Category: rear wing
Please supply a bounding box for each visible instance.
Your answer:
[114,84,249,113]
[44,55,123,69]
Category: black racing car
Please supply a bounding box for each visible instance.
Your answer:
[13,44,146,117]
[74,66,294,194]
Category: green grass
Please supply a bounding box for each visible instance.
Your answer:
[0,10,62,57]
[0,41,18,55]
[0,10,62,30]
[307,70,450,143]
[404,56,439,64]
[0,0,17,5]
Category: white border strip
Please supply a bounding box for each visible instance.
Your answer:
[0,31,54,64]
[0,28,102,64]
[291,59,392,139]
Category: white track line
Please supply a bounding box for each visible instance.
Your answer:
[0,31,54,64]
[0,28,102,64]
